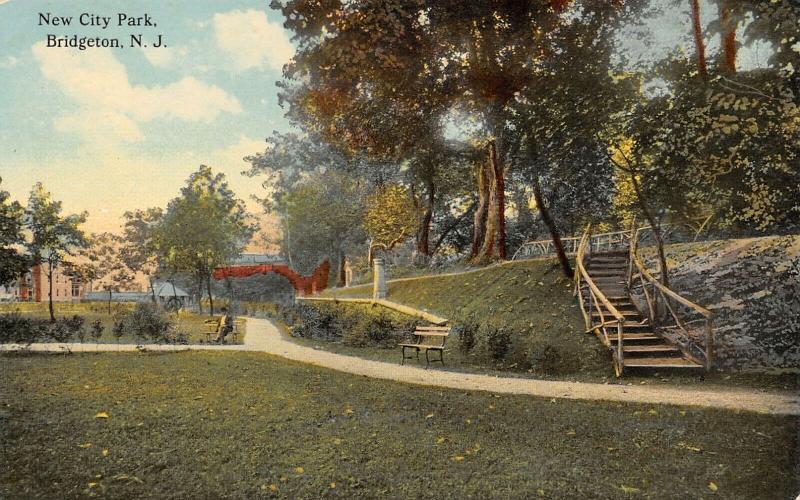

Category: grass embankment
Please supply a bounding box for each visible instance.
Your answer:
[313,259,797,389]
[1,352,797,499]
[320,259,609,377]
[0,302,246,344]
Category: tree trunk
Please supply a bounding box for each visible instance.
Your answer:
[432,201,477,255]
[478,157,498,259]
[337,253,347,287]
[471,161,489,258]
[718,0,737,73]
[149,277,157,304]
[107,288,112,315]
[690,0,708,80]
[628,173,669,287]
[532,176,573,278]
[417,178,435,256]
[47,260,55,322]
[490,140,507,259]
[206,274,214,316]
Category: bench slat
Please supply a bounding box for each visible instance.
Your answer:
[415,326,450,331]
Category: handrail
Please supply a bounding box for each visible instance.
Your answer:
[627,227,715,370]
[574,224,627,375]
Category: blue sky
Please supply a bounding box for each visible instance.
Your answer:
[0,0,773,234]
[0,0,294,232]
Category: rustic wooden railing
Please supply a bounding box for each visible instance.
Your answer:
[513,218,712,261]
[574,225,628,376]
[514,228,632,260]
[627,226,715,370]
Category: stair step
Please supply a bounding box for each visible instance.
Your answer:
[592,310,641,318]
[622,357,703,368]
[588,270,627,277]
[622,345,680,354]
[608,333,661,343]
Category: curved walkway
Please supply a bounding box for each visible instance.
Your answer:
[2,317,799,416]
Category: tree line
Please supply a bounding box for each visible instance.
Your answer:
[245,0,798,284]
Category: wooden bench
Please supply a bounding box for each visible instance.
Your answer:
[203,318,242,343]
[399,326,450,368]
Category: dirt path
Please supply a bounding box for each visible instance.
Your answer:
[3,317,798,416]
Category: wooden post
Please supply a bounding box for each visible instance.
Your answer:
[705,317,714,371]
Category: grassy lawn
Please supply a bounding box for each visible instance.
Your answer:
[0,302,246,345]
[0,352,797,499]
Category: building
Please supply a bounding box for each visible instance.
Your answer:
[10,264,90,303]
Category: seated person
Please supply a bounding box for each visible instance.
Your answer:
[214,307,235,343]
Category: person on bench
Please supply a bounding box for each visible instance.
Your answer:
[214,307,235,344]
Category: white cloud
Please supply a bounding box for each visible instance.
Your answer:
[213,9,294,71]
[142,46,174,67]
[32,42,241,143]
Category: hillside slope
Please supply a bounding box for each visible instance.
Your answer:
[322,259,610,376]
[643,235,799,371]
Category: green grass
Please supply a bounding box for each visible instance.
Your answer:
[0,302,246,345]
[0,352,796,499]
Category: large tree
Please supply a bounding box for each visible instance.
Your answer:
[120,207,164,302]
[157,166,258,316]
[0,177,28,286]
[24,183,88,322]
[80,232,138,314]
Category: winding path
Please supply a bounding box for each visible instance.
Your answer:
[2,317,798,416]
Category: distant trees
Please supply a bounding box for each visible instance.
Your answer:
[80,232,137,314]
[24,183,88,321]
[0,177,28,286]
[156,166,258,315]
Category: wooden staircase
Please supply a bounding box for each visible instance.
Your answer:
[583,250,703,372]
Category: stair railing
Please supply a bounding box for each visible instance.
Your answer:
[627,226,715,370]
[574,225,627,376]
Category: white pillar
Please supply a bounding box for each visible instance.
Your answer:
[372,258,387,300]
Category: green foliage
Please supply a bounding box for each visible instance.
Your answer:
[114,302,176,344]
[290,302,418,348]
[0,177,28,286]
[364,184,419,253]
[156,166,258,312]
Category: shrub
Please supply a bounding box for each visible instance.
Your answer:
[116,303,175,344]
[64,315,86,343]
[0,312,44,345]
[90,319,104,343]
[452,317,480,354]
[482,325,513,362]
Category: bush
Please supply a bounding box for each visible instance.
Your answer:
[0,312,45,344]
[483,325,513,361]
[64,315,86,343]
[115,303,176,344]
[90,319,104,343]
[452,316,480,354]
[289,302,417,348]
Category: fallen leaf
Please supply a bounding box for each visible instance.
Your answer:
[102,449,109,457]
[566,429,576,436]
[436,437,445,444]
[88,482,100,489]
[78,443,92,449]
[330,482,336,489]
[425,413,434,419]
[621,485,641,493]
[94,412,109,419]
[537,489,546,496]
[451,456,465,461]
[332,438,343,445]
[294,467,304,474]
[648,409,658,416]
[708,482,718,492]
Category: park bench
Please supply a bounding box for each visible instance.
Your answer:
[203,318,243,343]
[399,325,450,368]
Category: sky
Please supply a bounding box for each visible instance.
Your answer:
[0,0,294,234]
[0,0,772,236]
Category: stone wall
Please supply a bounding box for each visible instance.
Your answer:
[642,236,799,372]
